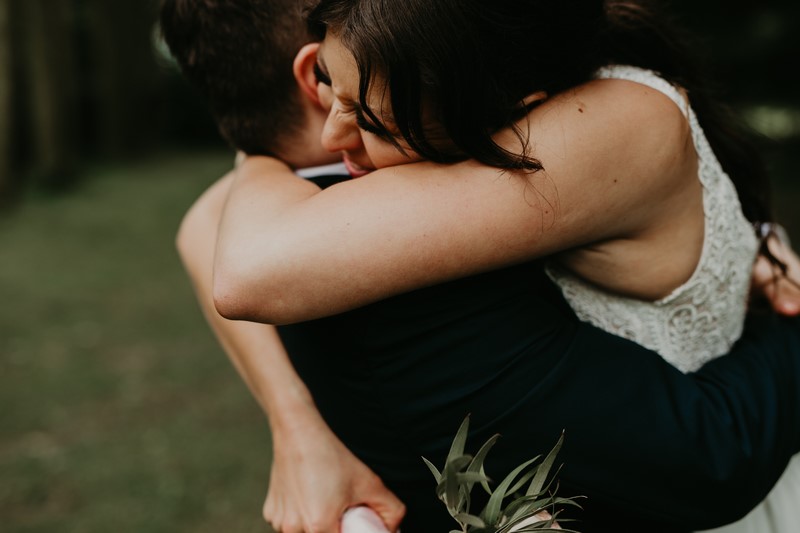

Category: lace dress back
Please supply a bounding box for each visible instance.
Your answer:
[547,65,800,533]
[546,65,759,373]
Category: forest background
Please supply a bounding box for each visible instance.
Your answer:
[1,1,798,532]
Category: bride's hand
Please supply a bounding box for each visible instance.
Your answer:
[263,410,405,533]
[751,230,800,315]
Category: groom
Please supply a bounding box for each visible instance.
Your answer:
[162,0,800,531]
[160,1,406,531]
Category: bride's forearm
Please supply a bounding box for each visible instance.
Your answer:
[212,80,685,324]
[212,154,546,324]
[212,157,326,323]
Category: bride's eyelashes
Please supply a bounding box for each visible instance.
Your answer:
[315,58,396,142]
[315,63,382,135]
[314,62,332,86]
[341,97,393,140]
[354,111,387,137]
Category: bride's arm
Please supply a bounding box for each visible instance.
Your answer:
[213,79,694,324]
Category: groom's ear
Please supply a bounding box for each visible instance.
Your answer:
[293,43,322,106]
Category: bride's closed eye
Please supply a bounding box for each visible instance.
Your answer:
[315,56,399,143]
[338,95,394,140]
[354,111,388,138]
[314,62,332,86]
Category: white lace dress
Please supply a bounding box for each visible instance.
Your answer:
[546,65,800,533]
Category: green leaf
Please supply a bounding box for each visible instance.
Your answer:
[444,454,473,514]
[506,462,539,495]
[550,496,583,508]
[466,433,500,495]
[456,471,492,485]
[502,507,582,533]
[503,495,550,522]
[422,456,442,483]
[446,415,472,466]
[453,512,486,528]
[526,432,564,497]
[480,457,538,526]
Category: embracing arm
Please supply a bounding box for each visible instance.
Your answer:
[213,79,693,323]
[177,173,318,428]
[547,310,800,529]
[176,174,405,532]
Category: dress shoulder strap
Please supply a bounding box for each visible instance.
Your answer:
[595,65,689,119]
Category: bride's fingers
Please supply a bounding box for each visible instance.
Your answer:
[752,260,800,315]
[770,275,800,315]
[752,233,800,315]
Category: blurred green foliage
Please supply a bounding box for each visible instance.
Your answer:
[667,0,800,233]
[671,0,799,107]
[0,151,271,532]
[0,0,797,202]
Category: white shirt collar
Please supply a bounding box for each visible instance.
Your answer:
[295,162,349,179]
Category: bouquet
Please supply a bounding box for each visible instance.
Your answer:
[341,416,580,533]
[422,416,580,532]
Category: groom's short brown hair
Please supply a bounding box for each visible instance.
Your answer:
[160,0,310,155]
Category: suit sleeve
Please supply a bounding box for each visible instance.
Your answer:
[544,311,800,530]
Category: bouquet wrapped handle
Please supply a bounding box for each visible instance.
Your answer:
[341,506,393,533]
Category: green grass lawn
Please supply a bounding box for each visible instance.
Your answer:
[0,150,274,533]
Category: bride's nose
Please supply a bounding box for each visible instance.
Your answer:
[321,108,363,154]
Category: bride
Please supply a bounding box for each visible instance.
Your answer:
[211,0,800,531]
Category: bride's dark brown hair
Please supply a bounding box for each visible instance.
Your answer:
[308,0,772,225]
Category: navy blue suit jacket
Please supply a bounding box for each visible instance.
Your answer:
[278,175,800,532]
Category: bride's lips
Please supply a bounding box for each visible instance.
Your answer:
[343,155,373,178]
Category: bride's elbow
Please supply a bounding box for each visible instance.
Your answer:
[212,262,311,325]
[212,277,251,321]
[212,266,268,320]
[211,267,247,318]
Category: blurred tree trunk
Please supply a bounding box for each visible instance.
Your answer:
[21,0,79,190]
[0,0,12,201]
[83,0,162,156]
